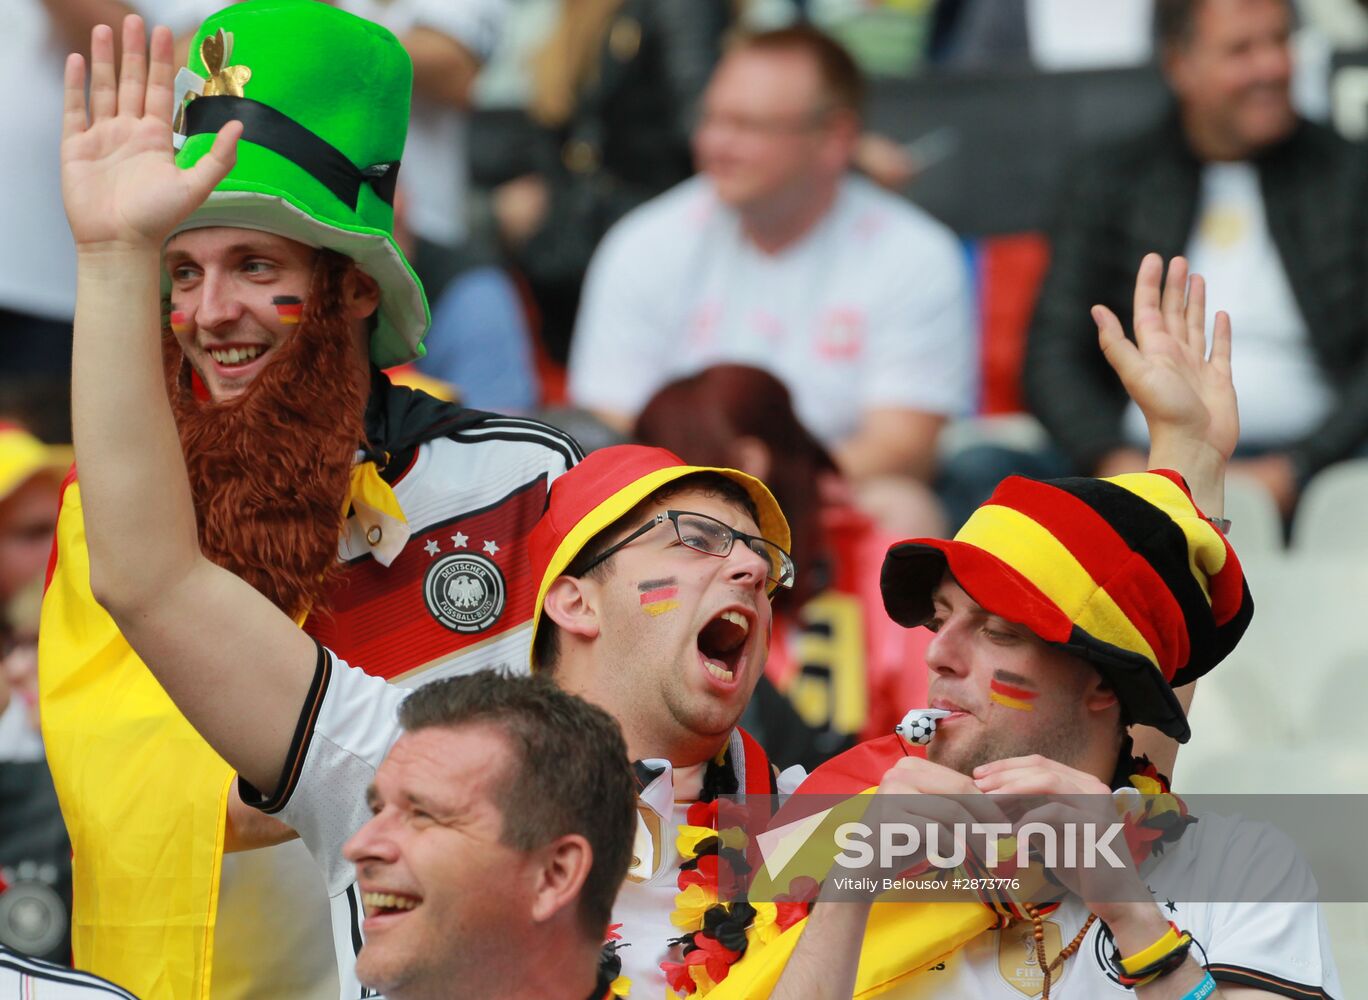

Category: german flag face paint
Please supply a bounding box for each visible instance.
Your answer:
[169,310,193,336]
[989,675,1038,712]
[272,295,303,325]
[638,578,680,617]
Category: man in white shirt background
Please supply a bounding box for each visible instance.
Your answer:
[1023,0,1368,519]
[568,25,974,538]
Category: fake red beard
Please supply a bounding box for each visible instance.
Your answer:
[163,255,368,621]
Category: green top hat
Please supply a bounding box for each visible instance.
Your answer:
[172,0,427,368]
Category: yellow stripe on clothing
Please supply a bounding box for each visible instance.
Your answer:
[958,504,1159,669]
[1105,473,1227,606]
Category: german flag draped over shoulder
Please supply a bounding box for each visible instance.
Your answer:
[706,735,996,999]
[39,475,233,1000]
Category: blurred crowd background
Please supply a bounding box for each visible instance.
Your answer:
[3,0,1368,987]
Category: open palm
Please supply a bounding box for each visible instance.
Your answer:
[61,17,240,249]
[1095,254,1239,463]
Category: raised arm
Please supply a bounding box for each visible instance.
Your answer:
[1094,254,1236,774]
[64,16,315,793]
[1094,253,1236,517]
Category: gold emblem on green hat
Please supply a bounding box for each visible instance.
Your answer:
[199,30,252,98]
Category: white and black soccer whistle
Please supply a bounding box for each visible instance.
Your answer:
[894,708,952,747]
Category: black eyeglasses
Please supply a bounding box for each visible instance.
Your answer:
[577,510,795,595]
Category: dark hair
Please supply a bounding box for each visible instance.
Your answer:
[1154,0,1202,49]
[732,24,865,117]
[397,671,635,940]
[634,365,830,608]
[1154,0,1289,49]
[532,472,761,673]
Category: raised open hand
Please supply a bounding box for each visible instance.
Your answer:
[1094,254,1238,464]
[61,16,241,250]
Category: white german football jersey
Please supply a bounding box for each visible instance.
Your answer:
[872,812,1342,998]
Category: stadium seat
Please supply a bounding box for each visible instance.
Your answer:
[1291,458,1368,552]
[1223,474,1284,555]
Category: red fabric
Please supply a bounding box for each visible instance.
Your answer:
[995,477,1189,674]
[765,505,930,743]
[793,734,923,795]
[528,445,686,586]
[43,466,79,594]
[915,538,1076,643]
[977,234,1050,415]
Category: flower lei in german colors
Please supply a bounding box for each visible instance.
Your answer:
[660,748,809,996]
[592,746,808,998]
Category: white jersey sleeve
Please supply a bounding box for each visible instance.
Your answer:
[238,643,406,895]
[0,947,138,998]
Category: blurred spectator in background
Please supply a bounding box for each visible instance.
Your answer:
[569,26,973,538]
[1,0,215,443]
[1290,0,1368,123]
[634,365,931,769]
[1024,0,1368,518]
[944,0,1155,71]
[0,426,67,963]
[389,190,543,412]
[0,427,64,619]
[342,0,551,413]
[806,0,939,77]
[492,0,735,364]
[340,0,505,297]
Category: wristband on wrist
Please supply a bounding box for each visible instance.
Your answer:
[1107,921,1196,988]
[1181,971,1217,1000]
[1120,923,1181,973]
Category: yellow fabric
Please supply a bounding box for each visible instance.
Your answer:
[348,460,406,524]
[0,426,68,501]
[1106,472,1228,605]
[704,902,996,999]
[38,482,233,1000]
[347,460,409,567]
[957,503,1159,668]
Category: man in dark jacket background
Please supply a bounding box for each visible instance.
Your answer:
[1024,0,1368,517]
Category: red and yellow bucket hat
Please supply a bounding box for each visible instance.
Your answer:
[527,445,790,667]
[880,470,1253,742]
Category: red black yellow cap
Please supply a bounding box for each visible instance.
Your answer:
[881,471,1253,742]
[528,445,790,667]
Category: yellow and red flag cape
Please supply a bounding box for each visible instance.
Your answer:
[709,736,997,999]
[40,474,233,999]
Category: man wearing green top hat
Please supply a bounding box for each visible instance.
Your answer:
[39,3,581,998]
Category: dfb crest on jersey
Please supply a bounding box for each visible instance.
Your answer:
[424,553,506,633]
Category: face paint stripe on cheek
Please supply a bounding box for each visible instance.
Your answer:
[989,678,1037,712]
[169,310,193,336]
[638,578,679,616]
[272,295,303,325]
